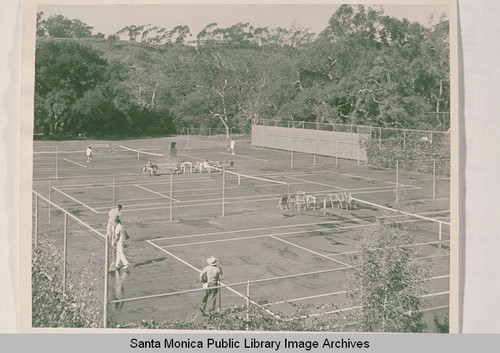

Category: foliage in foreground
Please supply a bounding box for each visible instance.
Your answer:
[114,304,344,331]
[347,212,436,332]
[32,237,102,328]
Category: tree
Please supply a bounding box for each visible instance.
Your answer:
[43,14,93,38]
[347,214,432,332]
[35,41,112,135]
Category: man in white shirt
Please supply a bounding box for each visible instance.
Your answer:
[228,139,236,155]
[107,205,122,272]
[86,145,93,163]
[114,218,130,273]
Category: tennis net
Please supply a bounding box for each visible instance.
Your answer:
[117,144,165,163]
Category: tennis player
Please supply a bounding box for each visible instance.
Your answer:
[228,139,236,155]
[86,145,93,163]
[114,218,130,273]
[199,256,223,315]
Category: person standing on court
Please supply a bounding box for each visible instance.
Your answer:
[114,218,130,273]
[228,139,236,155]
[86,145,93,163]
[199,256,223,315]
[107,204,122,272]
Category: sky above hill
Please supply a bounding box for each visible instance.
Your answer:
[38,3,449,37]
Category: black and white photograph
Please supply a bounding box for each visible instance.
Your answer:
[24,0,456,332]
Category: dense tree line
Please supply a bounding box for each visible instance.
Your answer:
[35,5,449,137]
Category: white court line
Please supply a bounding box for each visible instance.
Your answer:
[326,239,451,257]
[51,186,99,213]
[164,234,271,248]
[218,152,269,162]
[327,170,415,188]
[352,197,451,226]
[150,210,450,242]
[134,184,180,202]
[146,240,282,320]
[160,222,404,249]
[63,158,87,168]
[285,176,346,190]
[270,235,352,268]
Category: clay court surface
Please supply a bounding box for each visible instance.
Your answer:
[32,135,450,330]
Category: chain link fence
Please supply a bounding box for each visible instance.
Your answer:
[32,191,109,328]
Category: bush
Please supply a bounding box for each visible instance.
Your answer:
[32,237,102,327]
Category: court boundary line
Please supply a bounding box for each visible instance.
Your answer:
[51,186,99,213]
[63,158,87,168]
[134,184,180,202]
[270,235,352,268]
[151,209,450,242]
[218,152,269,162]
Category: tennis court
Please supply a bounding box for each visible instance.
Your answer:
[32,133,450,330]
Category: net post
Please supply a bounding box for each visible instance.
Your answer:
[222,168,225,217]
[48,179,52,224]
[137,151,140,160]
[433,159,436,199]
[34,193,38,249]
[63,212,67,293]
[246,280,250,331]
[238,174,241,186]
[169,173,173,222]
[103,232,109,328]
[55,145,59,179]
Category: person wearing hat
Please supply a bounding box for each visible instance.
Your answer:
[199,256,223,315]
[107,204,122,272]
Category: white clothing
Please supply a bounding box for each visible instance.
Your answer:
[114,223,129,268]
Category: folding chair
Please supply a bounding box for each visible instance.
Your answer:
[279,195,289,210]
[295,191,307,211]
[287,194,297,210]
[343,192,354,209]
[306,195,318,210]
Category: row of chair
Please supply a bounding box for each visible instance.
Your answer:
[143,160,235,176]
[279,191,355,211]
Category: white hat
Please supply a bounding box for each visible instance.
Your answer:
[207,256,218,265]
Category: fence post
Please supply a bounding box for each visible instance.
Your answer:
[438,222,442,249]
[112,176,116,207]
[186,128,190,149]
[34,193,38,249]
[313,139,317,168]
[222,168,225,217]
[55,145,59,179]
[379,127,382,148]
[246,280,250,331]
[103,234,109,328]
[48,179,52,224]
[335,141,338,167]
[169,173,173,222]
[403,130,406,150]
[396,160,399,202]
[433,159,436,200]
[63,213,67,293]
[357,130,360,166]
